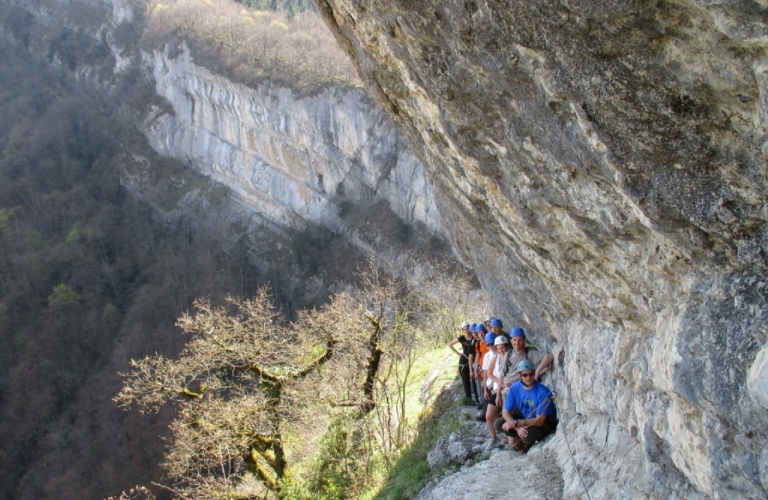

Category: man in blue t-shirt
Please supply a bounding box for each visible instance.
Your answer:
[494,359,557,453]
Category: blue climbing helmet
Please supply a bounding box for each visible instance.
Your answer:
[517,359,535,373]
[489,318,503,327]
[476,324,487,333]
[484,332,497,345]
[510,327,525,338]
[468,323,476,331]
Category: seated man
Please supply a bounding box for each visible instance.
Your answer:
[495,359,557,453]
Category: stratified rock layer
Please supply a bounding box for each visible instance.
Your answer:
[315,0,768,497]
[142,45,440,235]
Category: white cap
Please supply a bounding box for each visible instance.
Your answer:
[494,336,509,346]
[484,316,493,322]
[460,322,470,328]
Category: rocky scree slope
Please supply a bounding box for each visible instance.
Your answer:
[315,0,768,498]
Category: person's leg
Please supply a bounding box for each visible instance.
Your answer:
[470,369,479,402]
[475,389,487,420]
[493,416,505,436]
[459,364,472,399]
[520,425,551,445]
[486,399,499,442]
[476,377,485,410]
[495,415,522,446]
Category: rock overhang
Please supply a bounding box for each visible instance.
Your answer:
[314,0,768,496]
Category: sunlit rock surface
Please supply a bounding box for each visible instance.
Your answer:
[315,0,768,497]
[141,45,441,235]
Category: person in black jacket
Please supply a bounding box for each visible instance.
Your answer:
[448,322,477,404]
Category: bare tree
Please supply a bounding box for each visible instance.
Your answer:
[115,261,480,498]
[105,485,157,500]
[115,287,341,497]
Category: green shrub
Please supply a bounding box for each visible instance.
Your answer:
[286,414,375,500]
[314,416,364,498]
[48,284,81,306]
[373,388,462,500]
[0,207,18,232]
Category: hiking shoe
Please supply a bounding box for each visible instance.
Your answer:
[485,437,498,450]
[462,397,475,406]
[518,443,531,454]
[475,412,486,422]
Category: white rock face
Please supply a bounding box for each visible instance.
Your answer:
[141,45,441,236]
[318,1,768,498]
[748,342,768,411]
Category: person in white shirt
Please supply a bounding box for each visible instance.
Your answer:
[483,335,509,449]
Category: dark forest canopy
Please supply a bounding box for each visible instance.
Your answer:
[0,33,363,498]
[0,39,254,499]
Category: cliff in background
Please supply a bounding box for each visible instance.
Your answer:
[315,0,768,498]
[6,0,442,249]
[141,43,440,236]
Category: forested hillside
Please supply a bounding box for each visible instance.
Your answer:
[0,38,261,498]
[236,0,315,17]
[140,0,357,94]
[0,24,368,498]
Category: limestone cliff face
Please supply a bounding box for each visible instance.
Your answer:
[315,0,768,497]
[141,45,440,236]
[8,0,442,243]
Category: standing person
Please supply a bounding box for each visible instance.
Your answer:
[502,327,554,392]
[473,326,490,415]
[471,325,485,410]
[489,318,508,341]
[483,316,494,333]
[496,359,557,453]
[448,322,477,405]
[488,318,509,406]
[484,335,509,449]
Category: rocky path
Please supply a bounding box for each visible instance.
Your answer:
[416,392,564,500]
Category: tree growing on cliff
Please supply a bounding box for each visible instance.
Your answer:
[116,287,332,497]
[115,260,480,498]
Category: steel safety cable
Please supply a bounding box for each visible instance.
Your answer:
[547,347,593,500]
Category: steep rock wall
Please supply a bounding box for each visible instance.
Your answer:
[141,44,441,235]
[315,0,768,497]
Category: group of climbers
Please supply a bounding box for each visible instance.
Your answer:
[448,318,557,453]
